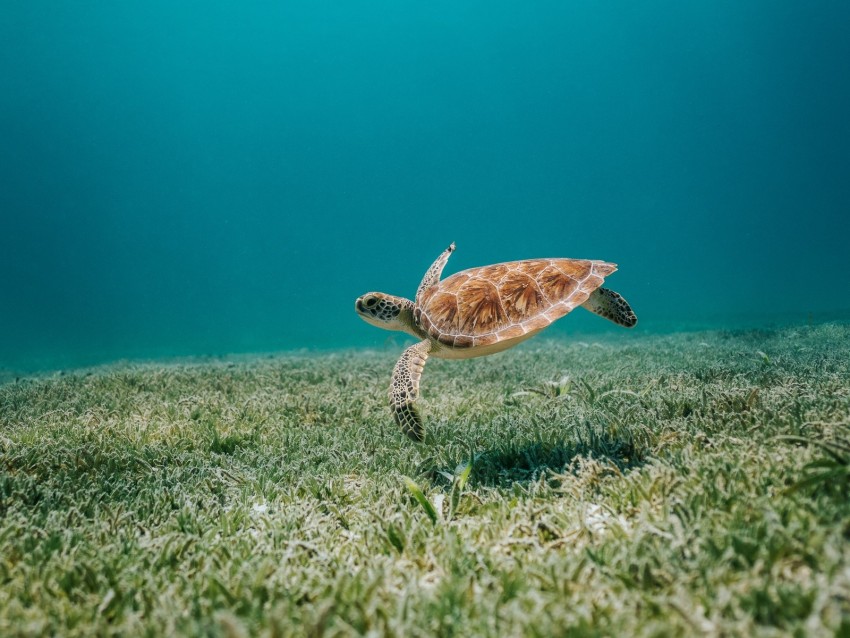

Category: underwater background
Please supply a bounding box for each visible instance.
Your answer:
[1,1,848,372]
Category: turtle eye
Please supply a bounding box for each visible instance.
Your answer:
[365,297,378,308]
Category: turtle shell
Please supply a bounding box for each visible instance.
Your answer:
[414,259,616,349]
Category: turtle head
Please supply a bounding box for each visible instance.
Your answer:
[355,293,416,333]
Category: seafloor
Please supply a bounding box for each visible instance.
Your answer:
[1,323,849,636]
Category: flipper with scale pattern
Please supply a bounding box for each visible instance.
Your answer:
[389,339,432,442]
[580,287,637,327]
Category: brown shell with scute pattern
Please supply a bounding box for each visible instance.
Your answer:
[414,259,617,349]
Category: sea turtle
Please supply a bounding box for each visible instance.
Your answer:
[355,243,637,442]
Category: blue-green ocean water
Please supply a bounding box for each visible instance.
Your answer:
[2,2,848,371]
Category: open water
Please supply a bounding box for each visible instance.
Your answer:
[1,1,848,371]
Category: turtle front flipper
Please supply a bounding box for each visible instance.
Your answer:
[581,287,637,328]
[389,339,432,442]
[415,243,455,302]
